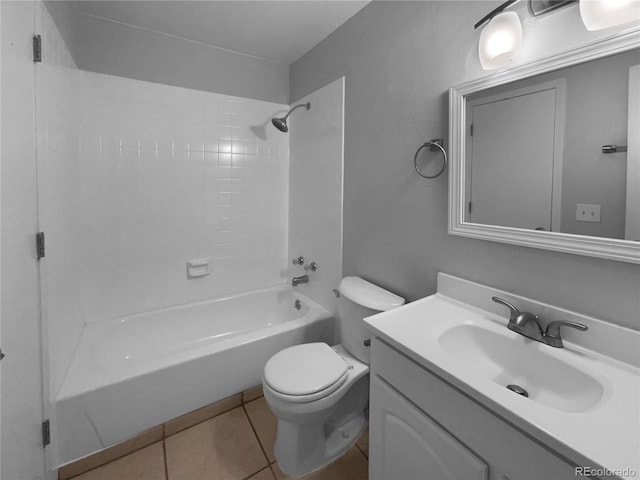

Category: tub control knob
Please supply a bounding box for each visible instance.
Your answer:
[363,339,371,347]
[292,256,304,265]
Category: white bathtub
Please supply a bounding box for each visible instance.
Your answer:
[54,285,334,466]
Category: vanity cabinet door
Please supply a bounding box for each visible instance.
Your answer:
[369,374,488,480]
[370,339,580,480]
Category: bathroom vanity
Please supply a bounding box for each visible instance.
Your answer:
[365,274,640,480]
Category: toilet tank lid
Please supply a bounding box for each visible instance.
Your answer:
[338,276,405,312]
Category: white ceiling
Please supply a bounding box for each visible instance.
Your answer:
[71,1,369,65]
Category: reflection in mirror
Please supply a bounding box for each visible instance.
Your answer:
[464,48,639,241]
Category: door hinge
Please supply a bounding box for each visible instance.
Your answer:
[470,124,474,136]
[42,419,50,447]
[33,35,42,63]
[36,232,45,260]
[0,348,5,361]
[469,201,472,214]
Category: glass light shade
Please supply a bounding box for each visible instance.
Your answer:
[579,0,640,31]
[479,12,523,70]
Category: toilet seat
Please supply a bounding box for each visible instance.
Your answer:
[263,343,348,403]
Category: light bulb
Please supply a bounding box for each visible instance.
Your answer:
[479,12,523,70]
[580,0,640,31]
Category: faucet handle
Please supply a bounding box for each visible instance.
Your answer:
[292,256,304,266]
[545,320,588,338]
[492,296,520,321]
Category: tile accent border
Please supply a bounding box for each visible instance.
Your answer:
[58,385,264,479]
[242,385,264,404]
[57,426,163,480]
[164,394,242,437]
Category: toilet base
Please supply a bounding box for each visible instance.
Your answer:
[272,373,369,478]
[274,411,367,478]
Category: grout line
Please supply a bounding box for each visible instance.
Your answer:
[64,463,104,480]
[64,442,164,480]
[242,465,273,480]
[163,401,241,439]
[242,404,271,472]
[355,442,368,459]
[269,464,278,479]
[162,438,170,480]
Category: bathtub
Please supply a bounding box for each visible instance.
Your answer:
[54,285,334,466]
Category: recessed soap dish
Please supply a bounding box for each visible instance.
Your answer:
[187,257,211,278]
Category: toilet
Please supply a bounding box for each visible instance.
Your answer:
[262,276,405,477]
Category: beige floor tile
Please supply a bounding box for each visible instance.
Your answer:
[165,406,268,480]
[60,426,164,479]
[242,385,264,404]
[356,426,369,458]
[248,467,276,480]
[70,443,165,480]
[271,446,368,480]
[244,397,278,463]
[164,393,242,437]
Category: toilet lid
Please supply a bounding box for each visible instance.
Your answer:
[263,343,348,396]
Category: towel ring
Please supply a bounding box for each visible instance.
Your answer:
[414,138,447,179]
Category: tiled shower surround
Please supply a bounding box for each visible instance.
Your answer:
[38,66,290,395]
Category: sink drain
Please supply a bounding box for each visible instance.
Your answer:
[506,384,529,397]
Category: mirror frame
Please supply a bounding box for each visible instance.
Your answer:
[449,29,640,264]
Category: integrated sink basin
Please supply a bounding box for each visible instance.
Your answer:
[438,324,605,412]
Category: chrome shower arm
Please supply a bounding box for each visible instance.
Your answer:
[271,102,310,132]
[282,102,311,120]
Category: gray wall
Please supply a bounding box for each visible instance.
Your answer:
[290,1,640,329]
[44,1,289,104]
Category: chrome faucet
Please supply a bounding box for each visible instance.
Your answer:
[492,297,588,348]
[492,297,544,342]
[292,275,309,287]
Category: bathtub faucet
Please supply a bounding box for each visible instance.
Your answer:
[292,275,309,287]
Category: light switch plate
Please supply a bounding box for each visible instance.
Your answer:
[576,204,601,223]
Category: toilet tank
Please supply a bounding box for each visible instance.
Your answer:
[337,276,405,364]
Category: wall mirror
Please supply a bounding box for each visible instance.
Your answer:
[449,30,640,263]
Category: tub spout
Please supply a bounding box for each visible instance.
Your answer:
[292,275,309,287]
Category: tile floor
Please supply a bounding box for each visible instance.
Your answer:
[66,392,369,480]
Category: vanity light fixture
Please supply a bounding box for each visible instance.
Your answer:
[579,0,640,31]
[476,0,640,70]
[478,11,523,70]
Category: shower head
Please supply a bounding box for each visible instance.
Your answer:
[272,117,289,132]
[271,102,311,133]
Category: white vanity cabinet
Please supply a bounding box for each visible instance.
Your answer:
[369,338,579,480]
